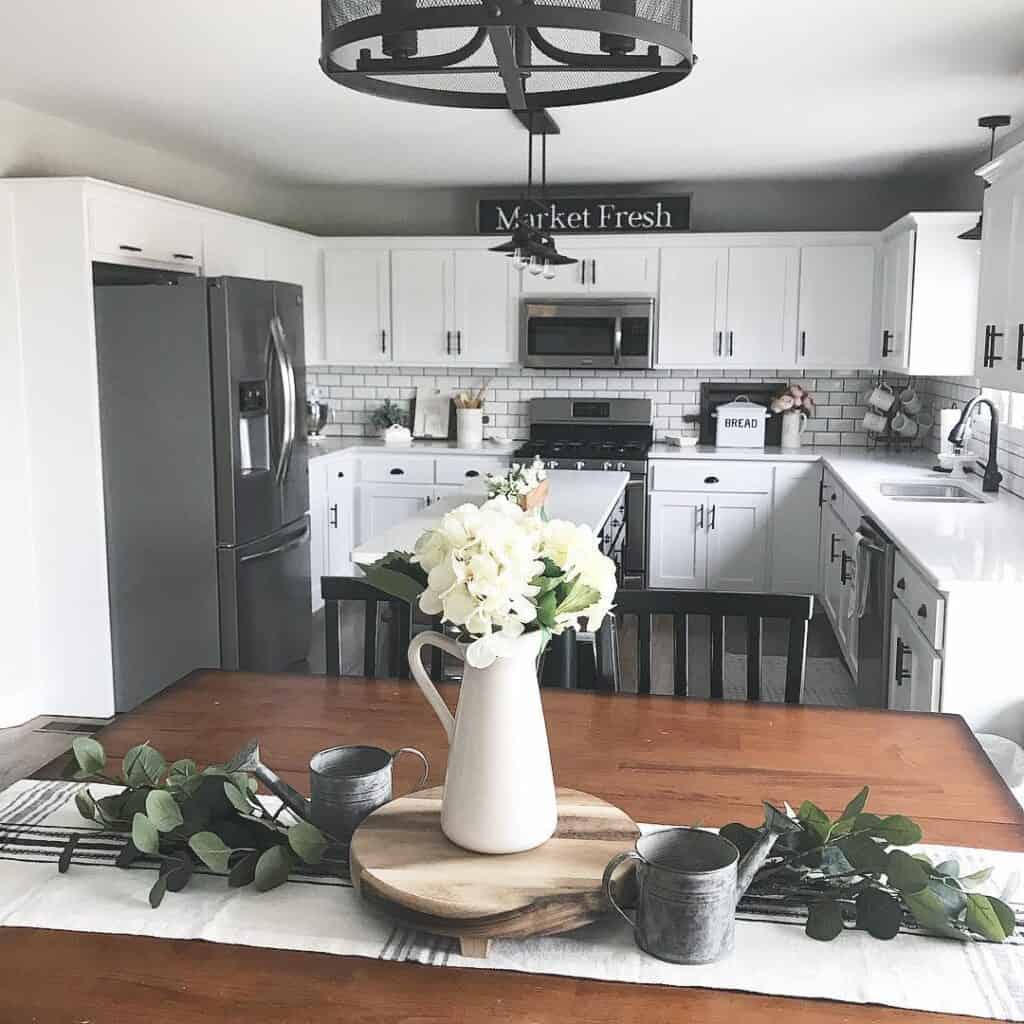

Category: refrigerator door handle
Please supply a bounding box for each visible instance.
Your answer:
[270,315,296,484]
[239,518,310,564]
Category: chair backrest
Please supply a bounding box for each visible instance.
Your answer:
[598,589,815,703]
[322,576,415,679]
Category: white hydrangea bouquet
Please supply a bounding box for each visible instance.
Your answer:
[362,496,616,668]
[485,456,549,511]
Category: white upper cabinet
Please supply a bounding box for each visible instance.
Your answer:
[878,212,979,376]
[520,246,658,296]
[797,245,876,369]
[203,215,268,279]
[452,250,518,365]
[87,186,202,270]
[323,249,392,365]
[656,247,728,367]
[724,246,800,368]
[266,231,324,364]
[391,249,454,365]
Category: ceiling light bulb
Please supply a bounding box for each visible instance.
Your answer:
[527,256,543,276]
[512,247,527,271]
[542,261,556,280]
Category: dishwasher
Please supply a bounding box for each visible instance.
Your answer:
[852,517,896,709]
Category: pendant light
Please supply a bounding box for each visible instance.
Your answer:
[489,118,577,278]
[320,0,695,110]
[958,115,1012,241]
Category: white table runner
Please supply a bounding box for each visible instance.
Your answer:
[1,780,1022,1020]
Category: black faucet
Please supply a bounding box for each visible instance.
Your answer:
[947,397,1003,493]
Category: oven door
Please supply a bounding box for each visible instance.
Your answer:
[522,302,652,369]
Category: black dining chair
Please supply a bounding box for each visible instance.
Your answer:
[590,589,815,703]
[321,576,444,680]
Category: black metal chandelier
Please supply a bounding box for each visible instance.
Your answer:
[958,114,1012,242]
[320,0,695,110]
[489,121,577,277]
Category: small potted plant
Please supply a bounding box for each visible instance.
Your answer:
[370,400,411,445]
[771,383,816,449]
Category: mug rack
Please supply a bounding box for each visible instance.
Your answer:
[863,372,927,451]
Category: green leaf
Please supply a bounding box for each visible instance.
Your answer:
[959,867,994,890]
[553,580,600,618]
[116,840,142,868]
[928,878,967,918]
[886,850,930,894]
[161,855,193,893]
[122,743,166,787]
[904,888,970,940]
[872,815,922,846]
[965,894,1012,941]
[988,897,1016,939]
[719,823,760,857]
[530,573,563,595]
[819,845,855,876]
[855,888,903,939]
[168,758,198,778]
[131,813,160,855]
[935,860,960,878]
[838,833,889,875]
[254,845,294,892]
[223,780,253,815]
[71,737,105,776]
[853,812,883,833]
[535,590,557,628]
[360,562,425,605]
[148,874,168,909]
[188,831,232,872]
[841,786,869,821]
[145,790,183,833]
[228,850,260,888]
[806,900,845,941]
[797,801,831,842]
[288,821,329,865]
[74,788,97,822]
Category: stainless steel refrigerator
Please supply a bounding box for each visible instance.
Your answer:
[94,276,311,712]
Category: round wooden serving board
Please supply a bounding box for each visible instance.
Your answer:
[349,786,639,958]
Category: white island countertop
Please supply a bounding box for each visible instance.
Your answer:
[352,469,629,564]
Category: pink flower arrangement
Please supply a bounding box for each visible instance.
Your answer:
[771,383,816,417]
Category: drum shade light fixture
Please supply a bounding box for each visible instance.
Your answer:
[319,0,695,110]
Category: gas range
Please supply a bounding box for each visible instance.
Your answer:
[512,440,649,475]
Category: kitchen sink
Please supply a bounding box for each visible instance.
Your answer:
[879,482,984,503]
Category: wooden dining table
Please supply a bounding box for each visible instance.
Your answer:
[10,668,1024,1024]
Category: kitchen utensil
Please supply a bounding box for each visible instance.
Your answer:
[867,383,896,412]
[601,821,791,965]
[457,407,485,448]
[305,400,330,438]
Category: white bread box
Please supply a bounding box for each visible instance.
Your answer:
[712,396,771,448]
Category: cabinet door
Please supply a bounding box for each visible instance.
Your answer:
[518,246,588,296]
[88,190,203,269]
[879,229,914,370]
[834,524,859,676]
[326,460,355,579]
[888,601,941,712]
[818,502,844,627]
[656,247,728,367]
[357,483,435,548]
[267,232,323,364]
[705,491,771,592]
[323,249,392,365]
[987,187,1024,387]
[589,248,659,294]
[453,250,517,365]
[392,250,454,365]
[308,460,328,612]
[771,463,821,594]
[648,492,707,589]
[203,216,268,279]
[797,246,875,369]
[724,247,800,368]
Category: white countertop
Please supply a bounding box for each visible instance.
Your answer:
[305,437,520,460]
[352,469,629,564]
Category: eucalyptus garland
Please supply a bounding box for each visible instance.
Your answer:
[725,789,1016,943]
[61,737,333,908]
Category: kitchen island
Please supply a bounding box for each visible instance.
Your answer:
[351,469,630,564]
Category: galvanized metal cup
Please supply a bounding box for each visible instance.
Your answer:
[602,827,743,965]
[308,745,429,844]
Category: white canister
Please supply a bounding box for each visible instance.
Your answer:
[457,407,484,449]
[713,397,770,448]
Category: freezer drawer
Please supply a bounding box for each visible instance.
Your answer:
[218,516,312,671]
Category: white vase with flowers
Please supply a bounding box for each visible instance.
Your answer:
[771,383,816,449]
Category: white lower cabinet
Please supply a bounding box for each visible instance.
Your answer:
[357,483,437,547]
[818,500,858,672]
[648,492,707,589]
[888,600,941,712]
[771,463,821,593]
[326,460,355,579]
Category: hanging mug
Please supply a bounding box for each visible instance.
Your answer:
[867,383,896,412]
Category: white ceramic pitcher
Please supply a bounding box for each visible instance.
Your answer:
[407,630,558,854]
[780,410,808,449]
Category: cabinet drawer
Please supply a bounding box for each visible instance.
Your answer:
[360,455,435,484]
[435,456,508,485]
[89,193,202,266]
[651,460,773,493]
[820,467,861,532]
[892,551,945,651]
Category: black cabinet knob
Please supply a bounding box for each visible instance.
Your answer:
[917,604,927,619]
[704,475,719,485]
[390,467,404,476]
[896,578,906,591]
[465,470,479,478]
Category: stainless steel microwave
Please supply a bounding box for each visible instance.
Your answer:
[521,298,655,369]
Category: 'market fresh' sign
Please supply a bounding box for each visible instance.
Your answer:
[477,195,691,234]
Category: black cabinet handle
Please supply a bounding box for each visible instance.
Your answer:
[983,325,993,368]
[704,475,719,485]
[896,577,906,591]
[173,253,194,261]
[592,259,597,286]
[1017,324,1024,371]
[118,244,143,253]
[697,504,704,530]
[800,330,807,357]
[446,331,452,355]
[426,495,432,507]
[728,331,734,357]
[389,467,405,476]
[840,550,853,585]
[917,604,927,619]
[894,637,911,685]
[465,470,479,478]
[830,533,840,563]
[329,503,338,528]
[882,330,892,357]
[708,504,717,531]
[380,329,387,354]
[716,331,723,357]
[456,330,462,356]
[990,326,1005,365]
[818,477,826,507]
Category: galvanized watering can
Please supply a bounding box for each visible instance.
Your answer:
[233,739,428,844]
[602,823,786,965]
